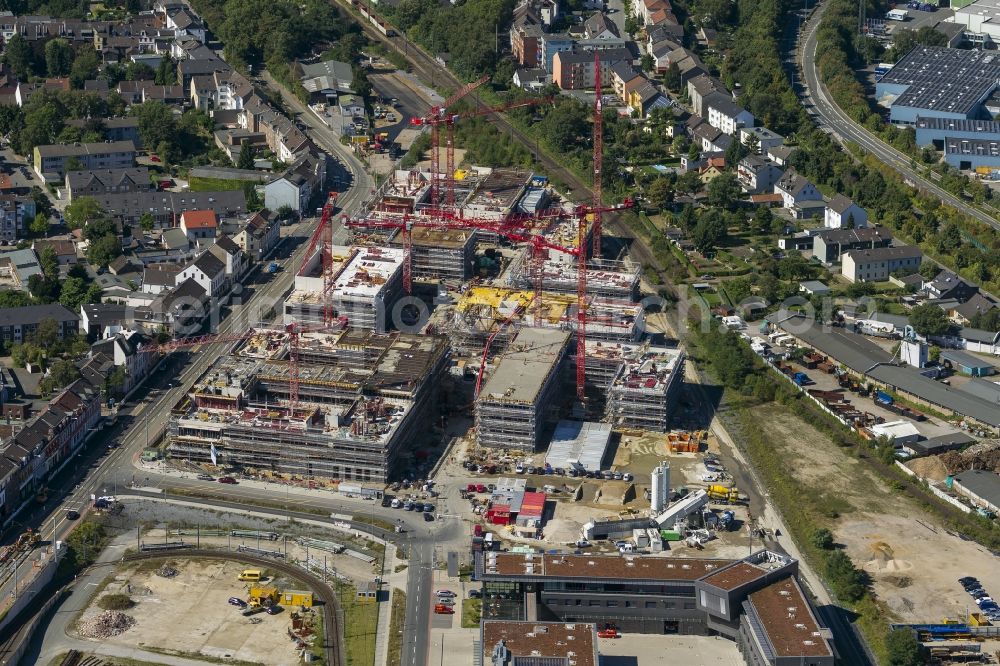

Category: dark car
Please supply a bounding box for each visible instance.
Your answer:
[959,577,979,585]
[218,477,238,484]
[468,589,482,598]
[228,597,247,607]
[423,511,434,522]
[66,509,80,520]
[266,605,282,615]
[413,502,425,512]
[423,504,434,512]
[381,496,394,507]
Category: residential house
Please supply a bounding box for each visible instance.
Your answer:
[0,304,79,343]
[736,155,783,194]
[0,248,42,288]
[690,120,732,153]
[138,277,209,336]
[625,77,669,117]
[33,140,136,181]
[80,302,131,338]
[512,23,544,68]
[513,67,548,90]
[141,264,182,294]
[812,226,893,264]
[552,49,630,90]
[824,194,868,229]
[87,329,155,397]
[31,239,77,265]
[843,246,923,283]
[179,209,218,242]
[705,92,754,135]
[774,171,821,209]
[767,145,794,166]
[234,211,280,262]
[87,190,247,227]
[64,167,152,201]
[739,127,785,154]
[264,151,328,213]
[0,194,36,242]
[611,61,642,100]
[583,12,620,40]
[117,81,186,106]
[925,270,979,302]
[66,117,142,147]
[338,94,365,118]
[176,250,226,298]
[540,33,575,73]
[951,293,998,325]
[207,235,248,281]
[165,8,206,42]
[687,74,725,116]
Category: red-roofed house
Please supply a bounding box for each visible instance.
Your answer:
[514,491,546,536]
[179,209,218,242]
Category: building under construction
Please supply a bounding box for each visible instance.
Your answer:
[507,254,641,301]
[166,328,449,482]
[476,327,570,450]
[604,344,685,432]
[283,244,405,333]
[448,287,645,358]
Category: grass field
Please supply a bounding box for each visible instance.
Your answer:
[338,584,380,666]
[387,589,406,666]
[188,176,250,191]
[461,598,481,628]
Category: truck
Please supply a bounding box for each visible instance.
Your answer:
[706,485,743,504]
[337,483,383,500]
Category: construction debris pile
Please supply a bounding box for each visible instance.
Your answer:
[939,440,1000,474]
[156,565,178,578]
[79,611,136,638]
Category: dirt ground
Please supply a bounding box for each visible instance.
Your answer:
[74,559,320,665]
[754,404,1000,623]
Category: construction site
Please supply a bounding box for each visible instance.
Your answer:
[166,327,448,482]
[165,63,685,480]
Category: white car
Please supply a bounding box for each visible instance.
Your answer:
[435,589,456,597]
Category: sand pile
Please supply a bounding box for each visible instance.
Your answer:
[79,610,136,638]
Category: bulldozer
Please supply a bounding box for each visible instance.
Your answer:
[706,485,744,504]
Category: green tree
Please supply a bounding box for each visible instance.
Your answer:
[86,235,122,268]
[65,197,103,229]
[59,276,89,309]
[885,628,924,666]
[825,550,866,602]
[0,290,33,308]
[45,38,74,77]
[662,62,682,91]
[40,246,59,280]
[29,318,60,349]
[132,102,177,156]
[69,46,100,88]
[242,180,262,211]
[28,214,49,236]
[707,172,741,210]
[909,303,951,337]
[4,34,35,78]
[777,251,811,280]
[693,210,727,253]
[155,54,176,85]
[237,143,257,170]
[139,212,155,232]
[640,53,654,72]
[970,308,1000,332]
[647,177,675,209]
[810,528,834,550]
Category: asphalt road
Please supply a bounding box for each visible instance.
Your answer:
[798,0,1000,232]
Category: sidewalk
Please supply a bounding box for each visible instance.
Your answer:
[373,542,397,666]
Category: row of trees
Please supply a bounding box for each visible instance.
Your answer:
[0,88,126,157]
[3,35,100,87]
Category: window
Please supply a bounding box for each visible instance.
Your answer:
[683,602,696,610]
[645,601,657,609]
[606,601,618,608]
[589,600,601,607]
[625,601,633,608]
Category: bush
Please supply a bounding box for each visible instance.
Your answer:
[98,593,135,610]
[810,527,834,550]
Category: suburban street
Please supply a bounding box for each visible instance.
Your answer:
[797,0,1000,232]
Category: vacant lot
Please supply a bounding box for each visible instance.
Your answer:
[75,559,318,665]
[756,404,1000,623]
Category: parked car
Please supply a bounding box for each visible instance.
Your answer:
[435,590,456,597]
[423,512,434,522]
[436,597,455,606]
[65,510,80,520]
[266,605,282,615]
[622,472,633,482]
[434,606,455,614]
[423,504,434,513]
[469,589,482,598]
[413,502,425,512]
[228,597,247,607]
[218,477,238,484]
[197,474,215,481]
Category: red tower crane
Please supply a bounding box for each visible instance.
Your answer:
[411,76,489,210]
[592,51,603,260]
[297,192,341,326]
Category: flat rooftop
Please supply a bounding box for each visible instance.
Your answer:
[953,0,1000,23]
[745,577,833,658]
[333,246,404,299]
[482,621,598,666]
[479,327,569,405]
[467,168,529,210]
[484,552,734,580]
[406,225,475,249]
[545,420,612,471]
[608,344,684,393]
[701,561,768,591]
[945,135,1000,158]
[879,46,1000,115]
[915,116,1000,135]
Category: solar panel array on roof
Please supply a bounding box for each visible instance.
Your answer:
[882,46,1000,115]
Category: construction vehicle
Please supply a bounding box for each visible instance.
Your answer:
[248,585,280,608]
[706,485,744,504]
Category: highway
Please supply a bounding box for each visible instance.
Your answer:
[797,0,1000,232]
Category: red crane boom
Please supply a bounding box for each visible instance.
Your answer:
[592,52,603,260]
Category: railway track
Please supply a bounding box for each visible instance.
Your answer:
[124,549,345,666]
[334,0,669,284]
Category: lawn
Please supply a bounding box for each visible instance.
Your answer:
[386,589,406,666]
[188,176,248,191]
[336,584,380,666]
[461,598,482,628]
